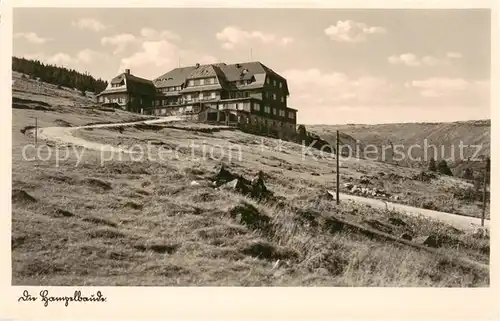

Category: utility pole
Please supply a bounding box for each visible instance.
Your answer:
[336,130,340,205]
[32,117,38,146]
[481,157,490,226]
[250,48,253,61]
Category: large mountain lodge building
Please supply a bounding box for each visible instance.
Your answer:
[97,61,297,137]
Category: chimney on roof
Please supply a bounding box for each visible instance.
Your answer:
[125,69,131,75]
[195,63,200,68]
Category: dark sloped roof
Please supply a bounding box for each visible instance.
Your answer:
[96,87,128,96]
[220,62,267,82]
[99,71,155,96]
[126,73,153,85]
[153,61,289,94]
[187,64,219,78]
[110,72,153,85]
[125,73,155,96]
[110,74,126,84]
[154,67,197,87]
[219,62,289,94]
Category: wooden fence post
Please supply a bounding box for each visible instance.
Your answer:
[336,130,340,205]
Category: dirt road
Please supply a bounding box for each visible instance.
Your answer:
[36,116,182,154]
[337,192,490,231]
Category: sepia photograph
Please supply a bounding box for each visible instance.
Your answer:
[9,5,493,290]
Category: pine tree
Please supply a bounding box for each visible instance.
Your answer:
[463,167,474,180]
[437,160,453,176]
[12,56,107,96]
[428,157,437,172]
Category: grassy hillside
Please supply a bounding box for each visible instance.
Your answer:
[12,71,100,109]
[309,121,490,176]
[11,75,490,286]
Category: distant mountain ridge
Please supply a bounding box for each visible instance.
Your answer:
[308,119,491,176]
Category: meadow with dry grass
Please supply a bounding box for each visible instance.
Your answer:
[11,74,489,286]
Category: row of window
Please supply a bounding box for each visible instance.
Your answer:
[185,92,218,101]
[259,105,294,119]
[245,116,295,130]
[155,91,219,106]
[234,79,253,86]
[100,96,125,103]
[216,102,251,111]
[266,77,284,89]
[187,77,217,87]
[155,99,178,106]
[230,91,250,99]
[263,92,285,103]
[160,86,182,93]
[156,89,286,105]
[111,81,125,88]
[209,102,294,119]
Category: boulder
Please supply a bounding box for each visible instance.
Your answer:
[343,183,354,189]
[216,168,272,201]
[12,189,37,204]
[326,190,336,200]
[413,235,443,248]
[250,171,273,200]
[212,164,239,186]
[388,217,407,227]
[472,227,489,239]
[359,178,371,185]
[362,219,393,234]
[400,232,413,241]
[219,178,251,195]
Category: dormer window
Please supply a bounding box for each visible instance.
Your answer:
[112,80,125,88]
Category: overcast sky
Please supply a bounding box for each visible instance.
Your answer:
[13,8,491,124]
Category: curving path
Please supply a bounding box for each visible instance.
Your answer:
[336,192,490,231]
[35,116,182,154]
